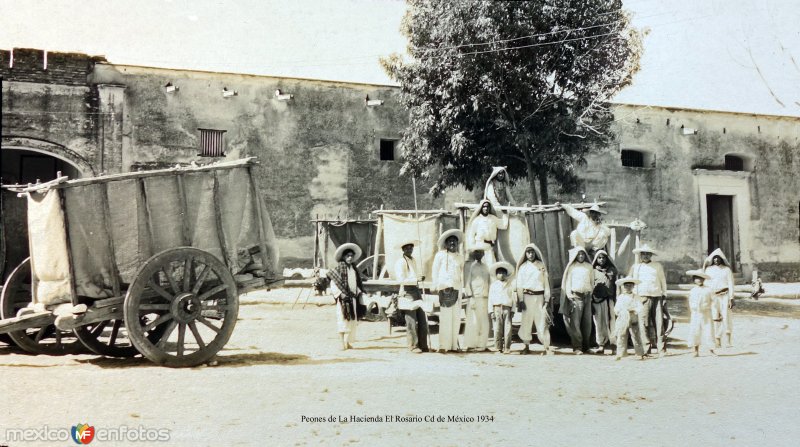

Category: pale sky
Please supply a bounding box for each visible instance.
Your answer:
[1,0,798,117]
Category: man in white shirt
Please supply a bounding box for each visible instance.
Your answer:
[515,243,552,355]
[394,239,429,353]
[629,244,668,357]
[463,249,491,351]
[432,229,464,353]
[558,202,611,258]
[560,247,594,354]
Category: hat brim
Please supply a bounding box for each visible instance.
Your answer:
[395,239,421,251]
[615,278,641,286]
[489,261,515,277]
[334,243,363,262]
[437,229,463,249]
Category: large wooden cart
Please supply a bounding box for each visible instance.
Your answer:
[0,158,281,367]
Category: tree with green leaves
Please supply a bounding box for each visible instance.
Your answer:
[382,0,643,203]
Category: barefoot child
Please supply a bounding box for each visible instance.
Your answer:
[614,277,646,360]
[488,262,515,353]
[686,269,716,357]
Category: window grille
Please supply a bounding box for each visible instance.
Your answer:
[621,150,644,168]
[198,128,227,157]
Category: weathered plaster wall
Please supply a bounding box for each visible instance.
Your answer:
[91,64,441,264]
[577,105,800,281]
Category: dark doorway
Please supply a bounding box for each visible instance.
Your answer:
[1,149,81,281]
[706,194,736,271]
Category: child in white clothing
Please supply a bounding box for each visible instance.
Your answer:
[614,277,646,360]
[488,262,515,353]
[686,269,716,357]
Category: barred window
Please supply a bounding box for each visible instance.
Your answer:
[198,128,227,157]
[621,149,644,167]
[725,154,744,171]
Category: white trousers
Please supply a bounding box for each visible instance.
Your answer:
[463,297,489,349]
[688,310,713,349]
[712,294,733,340]
[519,293,550,349]
[438,298,462,351]
[336,303,358,345]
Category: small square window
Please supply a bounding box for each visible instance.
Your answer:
[198,128,227,157]
[725,155,744,171]
[621,150,644,168]
[379,139,396,161]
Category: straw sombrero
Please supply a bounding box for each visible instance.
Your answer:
[587,204,607,215]
[632,243,658,255]
[686,269,711,280]
[334,243,362,262]
[615,276,641,286]
[437,229,463,249]
[395,238,421,251]
[489,261,515,277]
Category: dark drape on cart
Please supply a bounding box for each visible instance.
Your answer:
[314,220,376,269]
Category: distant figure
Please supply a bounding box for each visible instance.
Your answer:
[514,243,552,355]
[466,199,508,266]
[703,248,735,348]
[464,249,491,352]
[613,277,646,360]
[327,243,365,350]
[629,244,668,357]
[488,261,515,354]
[483,166,515,209]
[685,269,716,357]
[558,202,611,258]
[394,239,429,353]
[432,229,464,353]
[560,247,594,354]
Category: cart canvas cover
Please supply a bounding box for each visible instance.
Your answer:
[24,159,279,305]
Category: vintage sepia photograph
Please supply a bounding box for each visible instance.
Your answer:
[1,0,798,445]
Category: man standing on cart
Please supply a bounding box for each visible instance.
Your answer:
[558,202,611,258]
[394,240,429,353]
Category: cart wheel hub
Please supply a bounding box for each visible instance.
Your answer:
[172,293,202,323]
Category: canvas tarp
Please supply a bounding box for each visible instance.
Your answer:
[27,190,73,305]
[382,214,447,281]
[28,166,280,305]
[316,221,376,269]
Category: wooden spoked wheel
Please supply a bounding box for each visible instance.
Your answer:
[124,248,239,367]
[0,258,83,355]
[356,254,384,279]
[74,319,137,358]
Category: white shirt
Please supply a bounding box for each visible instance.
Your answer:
[394,256,418,284]
[705,265,734,295]
[516,261,546,292]
[614,292,643,316]
[630,262,667,297]
[488,279,514,307]
[688,286,713,315]
[432,250,463,291]
[566,263,593,296]
[467,261,490,298]
[468,214,508,250]
[563,204,611,250]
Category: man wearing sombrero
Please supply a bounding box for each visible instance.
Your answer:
[394,239,429,353]
[432,229,465,353]
[629,243,668,357]
[558,202,611,258]
[327,243,366,350]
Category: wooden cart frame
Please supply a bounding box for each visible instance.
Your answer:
[0,158,281,367]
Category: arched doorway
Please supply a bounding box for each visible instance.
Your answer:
[2,144,88,279]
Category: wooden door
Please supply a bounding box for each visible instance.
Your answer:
[706,194,736,271]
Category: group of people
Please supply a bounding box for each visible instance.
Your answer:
[327,167,736,359]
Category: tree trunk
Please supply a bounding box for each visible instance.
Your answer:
[538,173,549,204]
[522,148,539,204]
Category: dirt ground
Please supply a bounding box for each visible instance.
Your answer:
[1,291,799,446]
